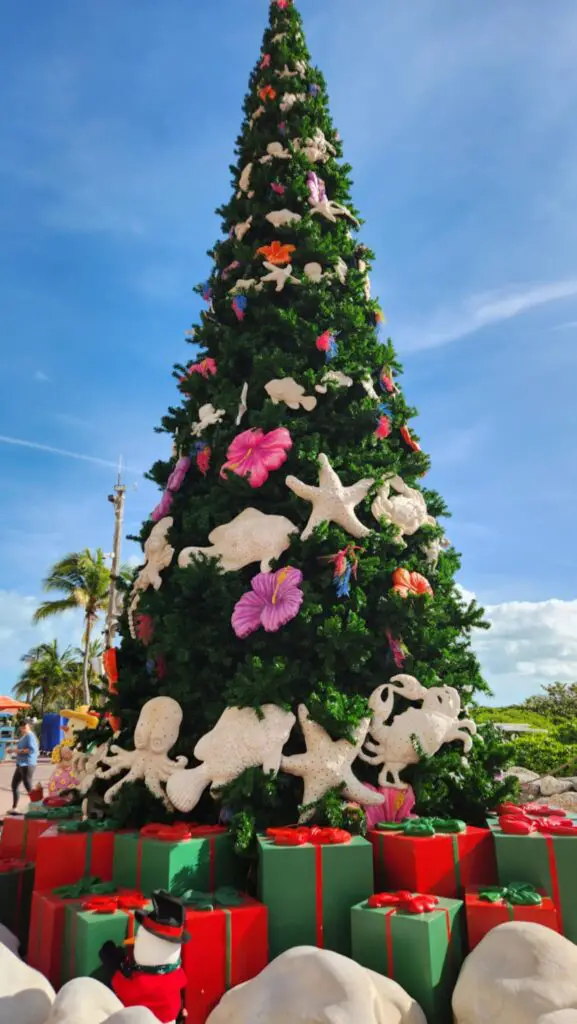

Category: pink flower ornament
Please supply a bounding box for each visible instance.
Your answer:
[232,567,304,638]
[220,427,292,488]
[151,456,191,521]
[188,357,217,379]
[363,784,416,830]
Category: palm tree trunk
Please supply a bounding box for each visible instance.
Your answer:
[81,615,93,706]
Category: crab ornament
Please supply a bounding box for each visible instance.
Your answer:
[371,475,437,545]
[178,507,298,573]
[96,697,188,808]
[359,675,477,788]
[128,518,174,638]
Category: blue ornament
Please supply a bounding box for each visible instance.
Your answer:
[145,659,155,676]
[309,84,321,98]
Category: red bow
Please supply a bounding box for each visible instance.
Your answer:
[368,891,439,914]
[82,891,147,913]
[43,797,71,808]
[266,826,351,847]
[497,803,567,819]
[139,822,226,841]
[499,815,577,836]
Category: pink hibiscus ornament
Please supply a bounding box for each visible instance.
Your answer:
[363,784,416,830]
[232,567,304,638]
[187,357,217,379]
[220,427,292,488]
[151,456,192,521]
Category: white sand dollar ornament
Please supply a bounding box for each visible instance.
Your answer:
[178,508,299,573]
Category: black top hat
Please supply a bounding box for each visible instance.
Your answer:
[135,890,190,945]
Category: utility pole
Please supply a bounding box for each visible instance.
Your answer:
[104,459,127,649]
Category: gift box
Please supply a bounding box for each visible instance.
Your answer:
[27,879,116,987]
[0,859,34,948]
[465,883,559,950]
[174,887,268,1024]
[258,828,374,959]
[61,892,150,984]
[0,816,53,861]
[351,891,463,1024]
[34,822,116,891]
[491,820,577,944]
[113,824,239,897]
[369,818,497,898]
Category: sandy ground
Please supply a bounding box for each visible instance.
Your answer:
[0,758,53,817]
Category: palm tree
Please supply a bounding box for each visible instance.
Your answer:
[33,549,112,705]
[14,641,83,715]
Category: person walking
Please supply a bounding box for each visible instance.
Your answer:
[10,719,39,815]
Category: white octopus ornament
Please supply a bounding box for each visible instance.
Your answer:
[167,705,296,813]
[265,377,317,411]
[191,403,225,437]
[260,262,301,292]
[96,697,188,809]
[281,705,385,822]
[360,675,477,789]
[128,518,174,638]
[286,453,374,541]
[178,507,298,573]
[371,475,437,545]
[265,209,302,229]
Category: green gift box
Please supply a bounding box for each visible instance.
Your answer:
[113,829,239,897]
[61,900,150,984]
[351,893,463,1024]
[257,835,373,959]
[0,860,34,950]
[491,824,577,944]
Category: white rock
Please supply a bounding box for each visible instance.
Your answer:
[453,922,577,1024]
[207,945,426,1023]
[561,778,577,790]
[539,776,574,797]
[43,978,123,1024]
[105,1009,160,1023]
[0,941,54,1024]
[0,925,19,957]
[504,766,540,783]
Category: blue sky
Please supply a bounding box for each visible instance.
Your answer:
[1,0,577,704]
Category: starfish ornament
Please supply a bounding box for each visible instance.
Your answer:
[260,261,301,292]
[281,705,385,822]
[286,453,374,541]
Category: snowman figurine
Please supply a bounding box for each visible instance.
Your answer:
[100,890,189,1024]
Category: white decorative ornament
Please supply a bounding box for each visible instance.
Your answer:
[295,129,336,164]
[371,475,436,545]
[96,697,188,808]
[191,403,225,437]
[234,216,253,241]
[250,105,265,126]
[421,534,450,570]
[128,518,175,638]
[167,705,296,814]
[303,262,324,283]
[334,257,348,285]
[237,163,254,198]
[236,381,249,425]
[178,507,298,573]
[360,676,477,789]
[286,453,374,541]
[229,278,262,295]
[361,375,380,402]
[271,32,287,44]
[265,209,302,229]
[281,705,384,822]
[277,61,307,79]
[315,370,354,394]
[309,196,359,226]
[260,261,301,292]
[260,142,292,164]
[265,377,317,412]
[358,258,372,301]
[279,92,306,113]
[72,741,110,797]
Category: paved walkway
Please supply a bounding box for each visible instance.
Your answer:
[0,758,53,817]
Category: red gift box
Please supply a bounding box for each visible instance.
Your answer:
[27,891,81,987]
[369,825,497,898]
[0,816,52,860]
[465,884,560,950]
[180,891,268,1024]
[35,826,115,891]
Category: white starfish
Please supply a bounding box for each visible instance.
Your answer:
[310,198,359,226]
[260,261,301,292]
[281,705,384,822]
[286,453,374,541]
[234,216,253,241]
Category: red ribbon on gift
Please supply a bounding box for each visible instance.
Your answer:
[368,890,440,914]
[499,815,577,836]
[497,803,567,819]
[140,822,226,841]
[266,827,351,847]
[81,891,147,913]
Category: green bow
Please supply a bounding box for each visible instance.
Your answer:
[57,819,115,834]
[377,817,466,837]
[53,877,117,899]
[170,885,244,910]
[478,883,542,907]
[27,805,79,820]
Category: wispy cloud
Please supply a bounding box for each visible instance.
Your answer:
[0,434,141,473]
[551,320,577,332]
[33,370,50,383]
[400,279,577,352]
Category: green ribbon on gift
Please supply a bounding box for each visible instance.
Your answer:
[376,817,467,836]
[478,882,542,907]
[54,877,117,899]
[27,805,79,820]
[170,885,243,911]
[57,819,115,834]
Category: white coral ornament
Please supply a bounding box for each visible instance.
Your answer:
[265,377,317,411]
[265,209,302,229]
[167,705,296,813]
[128,518,174,638]
[281,705,384,822]
[191,403,225,437]
[371,475,436,545]
[360,676,477,788]
[178,507,298,573]
[96,697,188,808]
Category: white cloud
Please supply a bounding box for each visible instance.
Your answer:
[0,434,142,474]
[33,370,50,383]
[0,590,84,693]
[552,321,577,331]
[400,280,577,352]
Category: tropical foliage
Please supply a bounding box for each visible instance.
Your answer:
[13,640,84,715]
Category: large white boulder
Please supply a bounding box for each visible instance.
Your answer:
[453,922,577,1024]
[103,1010,160,1024]
[0,941,54,1024]
[43,978,124,1024]
[207,945,426,1024]
[0,925,20,957]
[539,776,574,797]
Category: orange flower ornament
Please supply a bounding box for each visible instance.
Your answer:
[392,568,433,598]
[257,240,296,266]
[259,85,277,102]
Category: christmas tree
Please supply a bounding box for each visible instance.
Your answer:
[99,0,514,843]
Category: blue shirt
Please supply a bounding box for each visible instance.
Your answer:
[16,731,39,767]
